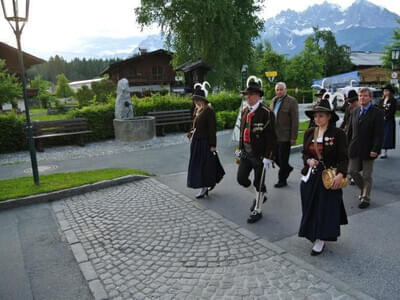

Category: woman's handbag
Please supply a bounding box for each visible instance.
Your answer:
[313,128,348,190]
[321,167,347,189]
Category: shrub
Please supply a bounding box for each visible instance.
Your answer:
[208,91,242,112]
[216,110,238,130]
[68,102,115,141]
[0,113,27,153]
[133,93,192,116]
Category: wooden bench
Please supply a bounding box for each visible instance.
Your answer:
[32,118,92,152]
[147,109,193,136]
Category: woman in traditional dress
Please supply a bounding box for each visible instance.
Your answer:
[378,84,396,159]
[187,82,220,198]
[299,99,348,255]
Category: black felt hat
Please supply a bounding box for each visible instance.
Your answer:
[347,89,358,103]
[315,88,327,97]
[192,85,208,102]
[382,84,395,94]
[305,99,339,122]
[241,81,264,97]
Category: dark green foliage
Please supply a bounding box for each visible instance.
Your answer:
[0,59,22,106]
[91,79,116,104]
[216,110,238,130]
[0,113,27,153]
[68,103,115,141]
[208,92,242,112]
[76,85,95,108]
[29,76,53,108]
[55,74,74,98]
[133,94,193,116]
[27,56,121,84]
[135,0,263,89]
[382,19,400,70]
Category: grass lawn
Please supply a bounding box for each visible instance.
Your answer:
[0,168,151,202]
[29,114,70,121]
[296,120,308,145]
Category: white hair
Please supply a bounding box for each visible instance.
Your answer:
[275,82,286,90]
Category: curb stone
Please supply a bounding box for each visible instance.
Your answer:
[53,201,108,300]
[0,174,148,211]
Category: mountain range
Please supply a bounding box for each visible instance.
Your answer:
[58,0,399,60]
[261,0,399,55]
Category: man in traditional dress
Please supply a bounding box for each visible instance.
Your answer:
[237,77,277,223]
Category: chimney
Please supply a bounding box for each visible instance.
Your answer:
[138,48,147,55]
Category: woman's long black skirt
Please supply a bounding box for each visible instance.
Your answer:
[298,165,348,242]
[382,119,395,149]
[187,137,217,189]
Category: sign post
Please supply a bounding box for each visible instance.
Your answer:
[265,71,277,83]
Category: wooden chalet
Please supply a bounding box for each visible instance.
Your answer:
[100,49,177,94]
[0,42,45,76]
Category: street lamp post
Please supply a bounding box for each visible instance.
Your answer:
[241,64,248,91]
[391,46,400,70]
[1,0,39,185]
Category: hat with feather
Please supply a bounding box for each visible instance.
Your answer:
[241,75,264,97]
[192,81,211,103]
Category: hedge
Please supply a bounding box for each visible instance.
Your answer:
[67,103,115,141]
[0,113,27,153]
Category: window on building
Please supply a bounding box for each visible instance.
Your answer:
[152,66,163,80]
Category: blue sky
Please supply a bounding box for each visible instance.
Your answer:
[0,0,399,60]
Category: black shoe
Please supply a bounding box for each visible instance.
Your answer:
[208,185,215,192]
[311,244,325,256]
[250,196,267,212]
[288,166,294,175]
[247,211,263,223]
[274,181,287,188]
[195,189,208,199]
[358,200,370,209]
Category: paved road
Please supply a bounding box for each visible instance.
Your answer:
[53,178,365,299]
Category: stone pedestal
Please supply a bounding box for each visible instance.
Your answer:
[113,117,155,142]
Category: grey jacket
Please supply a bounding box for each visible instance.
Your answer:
[271,94,299,142]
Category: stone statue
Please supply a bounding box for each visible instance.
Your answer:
[115,78,134,119]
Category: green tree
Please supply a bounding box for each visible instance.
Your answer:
[257,42,287,92]
[135,0,264,89]
[29,75,52,108]
[285,37,324,89]
[55,73,74,98]
[311,28,352,77]
[76,85,95,107]
[0,59,22,106]
[382,19,400,70]
[91,79,116,104]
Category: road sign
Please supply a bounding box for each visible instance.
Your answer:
[390,79,398,85]
[391,71,398,79]
[265,71,277,77]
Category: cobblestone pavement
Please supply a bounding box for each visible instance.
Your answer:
[54,178,358,300]
[0,130,231,166]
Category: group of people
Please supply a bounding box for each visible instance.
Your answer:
[185,78,395,256]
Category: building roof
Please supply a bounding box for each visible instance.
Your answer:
[100,49,173,75]
[176,59,214,72]
[0,42,46,74]
[350,51,384,67]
